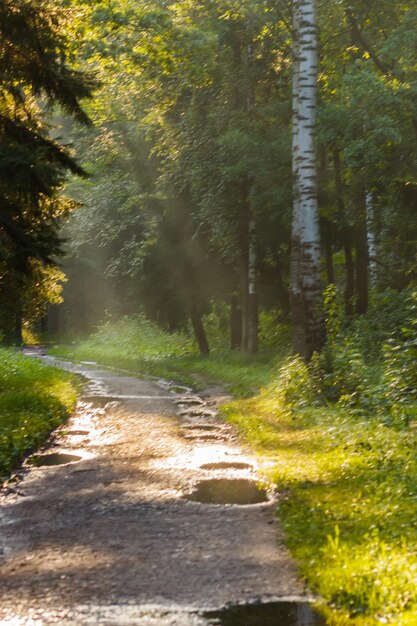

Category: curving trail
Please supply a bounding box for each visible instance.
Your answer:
[0,351,316,625]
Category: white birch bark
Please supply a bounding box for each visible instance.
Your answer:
[246,40,258,353]
[291,0,302,310]
[291,0,323,358]
[366,191,377,285]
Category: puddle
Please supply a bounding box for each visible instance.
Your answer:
[29,453,83,467]
[200,462,253,471]
[183,425,218,432]
[203,601,325,625]
[179,409,217,418]
[84,396,121,407]
[185,479,268,505]
[184,434,227,442]
[172,386,193,394]
[177,397,205,406]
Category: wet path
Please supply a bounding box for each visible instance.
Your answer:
[0,352,324,625]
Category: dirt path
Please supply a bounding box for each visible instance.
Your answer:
[0,352,317,625]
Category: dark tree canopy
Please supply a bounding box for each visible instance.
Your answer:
[0,0,94,342]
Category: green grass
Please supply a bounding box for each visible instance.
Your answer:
[50,316,279,396]
[50,316,417,625]
[223,377,417,626]
[0,347,78,480]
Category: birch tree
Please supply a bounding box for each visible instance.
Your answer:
[291,0,324,359]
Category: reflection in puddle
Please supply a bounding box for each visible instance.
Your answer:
[184,434,227,442]
[200,462,253,471]
[29,453,82,467]
[177,397,205,406]
[179,409,217,418]
[83,396,122,407]
[183,425,218,432]
[203,601,325,625]
[185,479,268,505]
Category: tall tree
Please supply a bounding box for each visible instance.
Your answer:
[0,0,94,342]
[291,0,324,359]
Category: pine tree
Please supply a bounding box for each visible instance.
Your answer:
[0,0,94,342]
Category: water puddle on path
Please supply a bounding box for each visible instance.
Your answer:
[183,425,218,432]
[185,479,268,505]
[203,600,325,625]
[28,453,83,467]
[83,395,122,407]
[177,397,205,406]
[200,462,253,471]
[184,434,228,443]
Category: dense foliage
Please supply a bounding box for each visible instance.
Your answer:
[0,0,93,343]
[46,0,417,357]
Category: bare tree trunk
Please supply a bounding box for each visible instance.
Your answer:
[239,198,249,351]
[355,197,369,315]
[333,150,355,317]
[189,300,210,356]
[319,151,335,285]
[291,0,324,360]
[291,0,304,354]
[14,314,23,346]
[366,191,377,285]
[323,218,335,285]
[245,40,258,354]
[230,294,242,348]
[247,207,258,354]
[343,229,355,318]
[239,193,258,353]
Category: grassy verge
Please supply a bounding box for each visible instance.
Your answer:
[50,316,417,625]
[0,347,78,480]
[223,379,417,626]
[50,317,279,396]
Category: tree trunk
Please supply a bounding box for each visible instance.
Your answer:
[333,150,355,317]
[343,228,355,318]
[291,0,304,354]
[247,208,258,354]
[366,191,377,286]
[355,197,369,315]
[319,151,335,285]
[239,212,249,350]
[245,39,258,354]
[14,314,23,345]
[291,0,324,360]
[230,294,242,349]
[323,218,335,285]
[189,301,210,356]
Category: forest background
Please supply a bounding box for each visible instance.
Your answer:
[1,0,417,625]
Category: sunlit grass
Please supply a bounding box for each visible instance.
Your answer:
[51,316,278,396]
[0,348,78,479]
[223,385,417,625]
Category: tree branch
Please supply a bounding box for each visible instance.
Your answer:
[345,8,392,76]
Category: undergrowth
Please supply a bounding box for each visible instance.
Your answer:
[0,348,78,480]
[50,315,280,396]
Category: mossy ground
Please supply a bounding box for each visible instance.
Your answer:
[51,317,417,625]
[0,348,78,480]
